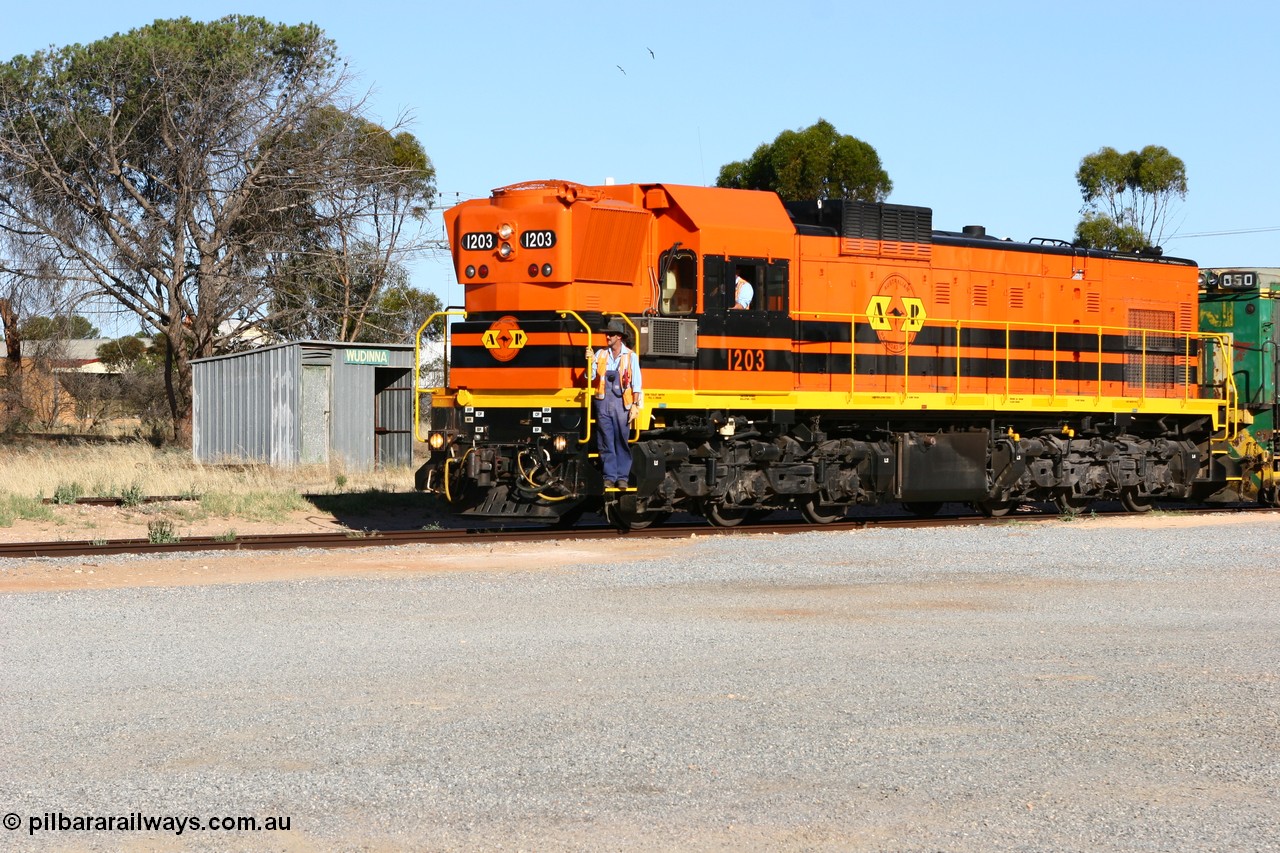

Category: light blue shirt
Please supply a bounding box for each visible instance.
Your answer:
[589,344,643,404]
[734,276,754,310]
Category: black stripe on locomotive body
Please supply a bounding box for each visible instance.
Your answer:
[449,312,604,370]
[450,312,1194,382]
[444,310,1177,356]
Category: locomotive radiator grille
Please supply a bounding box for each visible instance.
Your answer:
[841,201,932,260]
[1126,308,1182,389]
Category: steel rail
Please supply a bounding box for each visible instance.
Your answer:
[0,504,1274,561]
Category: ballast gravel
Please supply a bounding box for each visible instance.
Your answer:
[2,516,1278,851]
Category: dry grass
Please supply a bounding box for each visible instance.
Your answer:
[0,439,422,527]
[0,440,417,499]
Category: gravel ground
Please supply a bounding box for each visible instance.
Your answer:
[2,516,1279,851]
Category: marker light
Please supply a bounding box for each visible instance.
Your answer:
[478,265,489,278]
[541,263,553,277]
[465,265,476,279]
[528,263,539,277]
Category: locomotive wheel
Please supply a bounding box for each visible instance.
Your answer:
[1055,492,1092,515]
[706,502,749,527]
[902,501,943,518]
[976,500,1015,518]
[1119,489,1155,513]
[800,497,845,524]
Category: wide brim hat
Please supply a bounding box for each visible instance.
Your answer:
[597,318,631,342]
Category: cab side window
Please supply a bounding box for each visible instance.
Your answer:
[659,248,697,315]
[765,261,788,313]
[703,256,787,313]
[703,256,727,312]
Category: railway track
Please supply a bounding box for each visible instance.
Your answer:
[39,495,198,507]
[0,503,1273,560]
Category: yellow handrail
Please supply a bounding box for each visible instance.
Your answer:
[557,309,596,444]
[612,314,643,441]
[1215,332,1240,440]
[414,309,466,443]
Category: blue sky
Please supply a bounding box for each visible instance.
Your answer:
[5,0,1279,314]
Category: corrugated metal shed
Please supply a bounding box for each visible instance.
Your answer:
[192,341,417,470]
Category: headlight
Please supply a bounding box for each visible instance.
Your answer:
[498,223,514,239]
[552,435,568,452]
[428,432,446,450]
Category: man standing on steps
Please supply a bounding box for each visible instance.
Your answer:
[586,319,643,489]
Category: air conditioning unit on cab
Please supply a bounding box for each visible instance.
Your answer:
[634,317,698,359]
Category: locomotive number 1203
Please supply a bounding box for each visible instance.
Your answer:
[460,232,496,251]
[728,348,766,371]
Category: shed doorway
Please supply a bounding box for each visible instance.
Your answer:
[374,367,413,468]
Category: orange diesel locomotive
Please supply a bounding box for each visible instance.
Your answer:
[415,180,1236,527]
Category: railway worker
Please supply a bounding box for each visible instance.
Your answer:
[732,274,754,310]
[586,319,643,489]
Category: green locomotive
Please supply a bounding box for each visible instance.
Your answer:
[1200,268,1280,505]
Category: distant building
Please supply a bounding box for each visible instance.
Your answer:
[0,338,115,373]
[0,338,123,430]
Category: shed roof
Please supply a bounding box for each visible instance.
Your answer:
[190,340,415,365]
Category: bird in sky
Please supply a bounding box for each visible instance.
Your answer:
[647,47,655,59]
[617,65,626,75]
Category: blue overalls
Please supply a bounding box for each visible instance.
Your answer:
[590,346,642,486]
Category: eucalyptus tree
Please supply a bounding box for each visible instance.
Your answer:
[1074,145,1187,252]
[716,118,892,203]
[262,107,436,343]
[0,16,431,443]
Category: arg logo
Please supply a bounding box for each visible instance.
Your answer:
[482,315,528,362]
[864,274,926,354]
